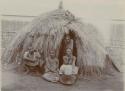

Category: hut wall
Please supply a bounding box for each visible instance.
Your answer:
[1,15,125,70]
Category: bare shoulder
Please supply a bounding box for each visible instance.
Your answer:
[63,56,67,58]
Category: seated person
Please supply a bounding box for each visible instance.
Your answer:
[59,48,79,85]
[23,48,41,74]
[42,50,59,83]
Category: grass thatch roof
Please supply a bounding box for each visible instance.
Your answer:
[2,7,118,76]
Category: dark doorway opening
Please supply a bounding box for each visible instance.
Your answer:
[58,30,77,67]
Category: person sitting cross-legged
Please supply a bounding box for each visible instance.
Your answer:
[23,48,41,75]
[59,48,79,85]
[42,50,59,83]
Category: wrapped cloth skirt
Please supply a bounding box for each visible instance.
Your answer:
[42,72,59,82]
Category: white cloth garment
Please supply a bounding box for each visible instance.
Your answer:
[59,64,78,75]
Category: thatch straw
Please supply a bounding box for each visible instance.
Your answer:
[2,8,118,76]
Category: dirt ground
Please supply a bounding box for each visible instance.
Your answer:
[1,69,124,91]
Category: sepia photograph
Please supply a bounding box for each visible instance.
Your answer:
[1,0,125,91]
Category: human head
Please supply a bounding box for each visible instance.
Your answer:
[33,49,37,52]
[66,48,72,56]
[65,34,71,42]
[49,49,55,58]
[28,47,32,51]
[27,47,33,53]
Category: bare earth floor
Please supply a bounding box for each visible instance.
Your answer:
[2,70,124,91]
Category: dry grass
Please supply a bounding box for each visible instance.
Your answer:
[2,8,117,77]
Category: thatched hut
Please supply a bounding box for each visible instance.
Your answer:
[2,3,119,77]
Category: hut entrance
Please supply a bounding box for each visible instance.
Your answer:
[58,30,77,67]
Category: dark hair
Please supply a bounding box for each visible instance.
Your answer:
[30,50,34,54]
[65,34,70,38]
[50,50,55,53]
